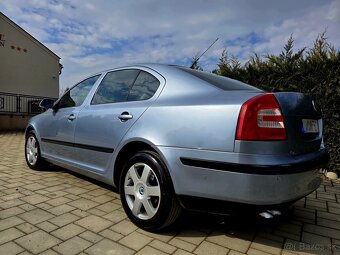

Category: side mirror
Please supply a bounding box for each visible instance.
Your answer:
[39,99,55,112]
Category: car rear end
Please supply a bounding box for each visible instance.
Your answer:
[154,67,329,212]
[232,92,328,202]
[172,91,328,213]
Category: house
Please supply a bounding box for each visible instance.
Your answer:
[0,11,61,130]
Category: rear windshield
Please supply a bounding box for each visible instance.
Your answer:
[178,67,260,91]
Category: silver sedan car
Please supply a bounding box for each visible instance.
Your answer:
[25,64,328,231]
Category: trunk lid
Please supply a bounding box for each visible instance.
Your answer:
[274,92,323,155]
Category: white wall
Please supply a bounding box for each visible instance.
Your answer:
[0,13,60,98]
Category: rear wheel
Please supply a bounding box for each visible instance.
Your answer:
[25,131,46,170]
[119,151,182,231]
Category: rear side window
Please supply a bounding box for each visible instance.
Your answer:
[127,71,160,101]
[178,67,260,91]
[59,75,100,109]
[92,70,139,104]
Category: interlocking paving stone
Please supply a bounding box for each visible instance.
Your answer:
[52,236,92,255]
[228,250,247,255]
[304,224,340,239]
[22,183,46,191]
[87,207,107,216]
[75,215,113,232]
[329,206,340,214]
[149,239,177,254]
[1,193,25,201]
[169,238,197,252]
[111,220,138,235]
[16,222,38,234]
[45,197,72,207]
[0,216,24,231]
[137,229,175,243]
[67,198,99,210]
[0,227,25,245]
[99,229,124,241]
[39,249,59,255]
[0,241,24,255]
[91,194,113,204]
[85,238,134,255]
[48,212,79,227]
[35,202,53,210]
[15,230,61,254]
[18,203,36,211]
[194,240,229,255]
[318,211,340,222]
[119,231,153,250]
[20,194,50,205]
[135,246,168,255]
[317,217,340,230]
[0,199,25,209]
[18,208,54,225]
[302,231,331,246]
[36,221,59,232]
[247,248,273,255]
[48,204,75,215]
[250,237,282,255]
[0,206,25,219]
[174,249,195,255]
[51,223,86,240]
[103,210,127,223]
[79,230,104,243]
[206,232,251,253]
[177,230,207,245]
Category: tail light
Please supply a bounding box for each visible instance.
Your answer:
[236,94,287,140]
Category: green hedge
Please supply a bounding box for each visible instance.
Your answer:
[211,33,340,172]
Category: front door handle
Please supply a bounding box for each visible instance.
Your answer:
[68,114,76,121]
[118,112,133,121]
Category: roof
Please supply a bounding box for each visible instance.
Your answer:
[0,11,60,60]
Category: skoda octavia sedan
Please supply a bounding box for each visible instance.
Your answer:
[25,64,328,231]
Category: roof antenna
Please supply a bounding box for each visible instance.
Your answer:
[190,38,219,69]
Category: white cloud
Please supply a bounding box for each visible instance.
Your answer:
[0,0,339,93]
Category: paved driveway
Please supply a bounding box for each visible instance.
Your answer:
[0,132,339,255]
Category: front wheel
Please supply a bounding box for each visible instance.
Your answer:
[119,151,182,231]
[25,131,46,170]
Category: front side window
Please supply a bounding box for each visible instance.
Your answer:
[127,71,160,101]
[59,75,100,109]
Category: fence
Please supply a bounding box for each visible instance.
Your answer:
[0,92,57,115]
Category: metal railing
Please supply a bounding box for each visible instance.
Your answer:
[0,92,57,115]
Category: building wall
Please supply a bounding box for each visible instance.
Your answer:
[0,14,60,98]
[0,115,30,130]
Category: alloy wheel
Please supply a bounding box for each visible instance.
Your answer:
[124,163,161,220]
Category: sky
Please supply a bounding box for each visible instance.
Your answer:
[1,0,340,94]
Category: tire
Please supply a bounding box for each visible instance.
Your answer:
[25,131,46,170]
[119,150,182,231]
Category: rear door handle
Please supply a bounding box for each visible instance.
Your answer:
[118,112,133,121]
[68,114,76,121]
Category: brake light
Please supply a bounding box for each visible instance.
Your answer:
[236,94,287,140]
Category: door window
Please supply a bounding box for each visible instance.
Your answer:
[127,71,160,101]
[59,75,100,109]
[91,70,139,105]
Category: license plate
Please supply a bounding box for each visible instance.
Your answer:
[302,119,319,133]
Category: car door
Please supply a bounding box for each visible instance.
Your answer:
[73,68,163,173]
[39,75,101,163]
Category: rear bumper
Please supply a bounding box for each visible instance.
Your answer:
[157,146,328,206]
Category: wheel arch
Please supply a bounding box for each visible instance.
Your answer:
[113,139,169,188]
[25,125,35,137]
